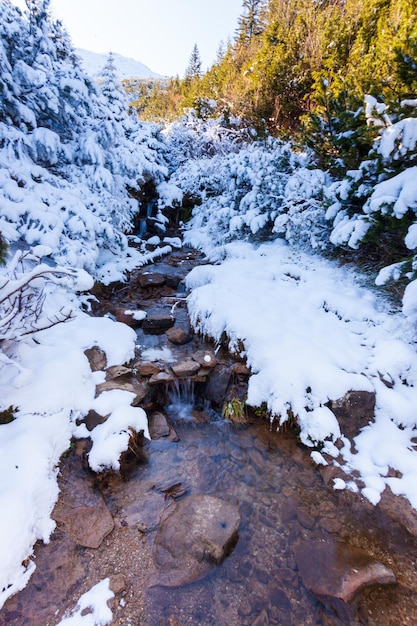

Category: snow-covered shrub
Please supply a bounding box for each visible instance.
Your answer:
[162,109,248,171]
[169,137,329,258]
[326,95,417,315]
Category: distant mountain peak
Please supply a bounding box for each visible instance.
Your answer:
[76,48,165,80]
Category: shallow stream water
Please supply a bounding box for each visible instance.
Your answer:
[2,246,417,626]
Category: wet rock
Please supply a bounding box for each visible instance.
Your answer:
[164,274,182,289]
[53,471,114,549]
[135,362,161,377]
[281,496,297,522]
[112,307,144,328]
[149,495,240,588]
[137,272,166,288]
[297,506,315,530]
[251,609,269,626]
[105,365,131,380]
[166,326,192,345]
[270,587,291,610]
[319,464,342,488]
[294,541,396,615]
[171,360,201,377]
[192,350,217,368]
[319,517,342,534]
[113,308,147,328]
[328,391,375,439]
[205,364,232,407]
[378,489,417,539]
[84,346,107,371]
[142,312,175,334]
[231,362,251,376]
[2,539,84,625]
[149,371,175,385]
[96,379,148,405]
[149,411,171,439]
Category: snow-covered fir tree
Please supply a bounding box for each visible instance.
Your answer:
[0,0,166,280]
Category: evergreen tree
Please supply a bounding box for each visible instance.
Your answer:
[236,0,266,47]
[185,44,202,82]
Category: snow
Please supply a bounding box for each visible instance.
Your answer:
[186,239,417,505]
[0,278,144,608]
[76,48,164,80]
[55,578,114,626]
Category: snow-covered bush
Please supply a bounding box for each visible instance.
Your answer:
[168,137,329,259]
[162,109,249,171]
[326,95,417,315]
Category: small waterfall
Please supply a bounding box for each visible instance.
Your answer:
[166,379,196,421]
[138,200,156,238]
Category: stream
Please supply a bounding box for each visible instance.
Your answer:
[2,244,417,626]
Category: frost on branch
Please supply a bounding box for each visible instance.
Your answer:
[0,250,79,342]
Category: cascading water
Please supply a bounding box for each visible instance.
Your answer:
[138,199,156,237]
[166,378,218,423]
[166,379,196,421]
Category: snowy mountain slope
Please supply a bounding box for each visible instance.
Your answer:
[76,48,165,80]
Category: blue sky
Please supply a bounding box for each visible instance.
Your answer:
[10,0,244,76]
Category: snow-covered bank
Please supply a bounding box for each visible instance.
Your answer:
[185,239,417,508]
[0,277,148,608]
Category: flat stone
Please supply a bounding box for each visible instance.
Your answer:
[149,411,171,439]
[142,313,175,334]
[192,350,217,368]
[149,371,175,385]
[294,541,396,607]
[149,495,240,588]
[113,308,147,328]
[138,272,166,288]
[112,307,144,328]
[84,346,107,371]
[53,457,114,549]
[96,379,148,404]
[105,365,131,380]
[171,360,201,377]
[166,327,192,345]
[135,362,161,377]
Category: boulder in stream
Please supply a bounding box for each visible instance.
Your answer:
[171,359,201,378]
[294,541,396,620]
[166,326,192,345]
[137,272,166,288]
[142,312,175,334]
[149,495,240,588]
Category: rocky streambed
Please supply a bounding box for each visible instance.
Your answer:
[2,244,417,626]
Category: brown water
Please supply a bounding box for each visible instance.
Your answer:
[2,247,417,626]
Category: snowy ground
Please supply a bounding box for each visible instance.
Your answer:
[186,239,417,507]
[1,237,417,617]
[0,276,148,610]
